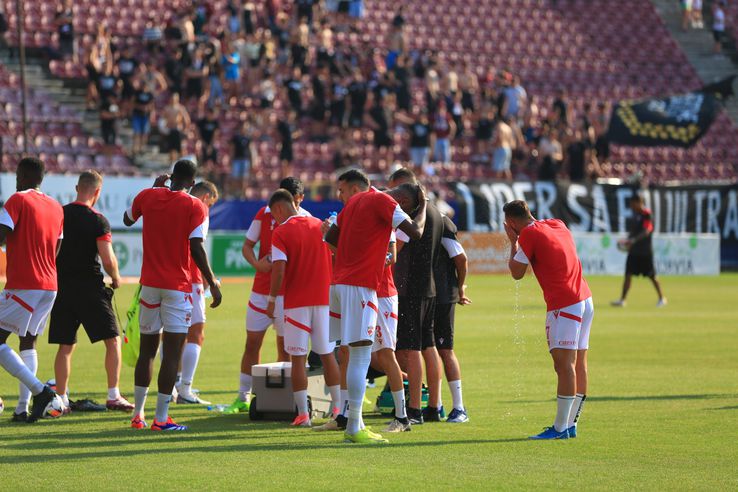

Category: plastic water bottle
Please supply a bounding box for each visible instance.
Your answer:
[204,278,221,299]
[207,404,228,412]
[323,211,338,241]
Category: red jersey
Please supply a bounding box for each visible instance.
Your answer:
[332,188,410,290]
[516,219,592,311]
[271,216,333,309]
[0,190,64,290]
[128,188,207,293]
[189,201,211,285]
[377,232,397,298]
[245,205,311,295]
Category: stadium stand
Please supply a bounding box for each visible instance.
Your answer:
[0,0,735,197]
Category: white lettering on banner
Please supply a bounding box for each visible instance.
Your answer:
[455,182,485,233]
[566,184,590,231]
[591,185,611,232]
[512,182,532,203]
[652,190,661,233]
[489,183,515,231]
[535,182,557,219]
[724,191,738,240]
[616,187,634,233]
[694,191,707,233]
[707,191,721,234]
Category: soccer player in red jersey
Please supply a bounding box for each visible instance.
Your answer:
[175,181,219,404]
[324,169,427,444]
[504,200,593,440]
[0,157,64,423]
[223,177,310,415]
[123,160,222,431]
[266,189,341,427]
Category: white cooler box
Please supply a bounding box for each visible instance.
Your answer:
[249,362,332,421]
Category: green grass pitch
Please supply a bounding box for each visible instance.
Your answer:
[1,275,737,490]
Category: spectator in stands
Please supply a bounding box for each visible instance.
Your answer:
[691,0,704,29]
[143,14,164,54]
[227,0,242,34]
[161,92,191,163]
[164,48,186,96]
[230,119,258,197]
[284,66,304,115]
[432,103,455,163]
[503,75,527,123]
[347,68,368,127]
[329,74,349,127]
[0,5,7,59]
[474,104,495,160]
[259,69,277,109]
[266,0,282,32]
[538,125,563,181]
[309,65,329,140]
[278,110,301,176]
[366,93,395,163]
[207,56,225,107]
[406,109,432,173]
[592,101,611,165]
[193,1,213,36]
[290,17,310,72]
[564,128,593,183]
[712,1,726,55]
[492,115,515,181]
[134,62,168,98]
[241,31,263,91]
[449,91,465,139]
[243,1,256,35]
[459,60,478,113]
[317,18,335,66]
[131,79,155,155]
[552,89,569,129]
[86,24,113,110]
[387,11,406,70]
[97,65,121,107]
[394,54,412,112]
[296,0,317,25]
[185,46,209,102]
[681,0,693,31]
[197,106,220,169]
[54,0,75,61]
[100,96,120,156]
[116,46,139,114]
[222,40,242,101]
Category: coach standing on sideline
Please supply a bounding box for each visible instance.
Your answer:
[49,170,134,412]
[388,167,444,425]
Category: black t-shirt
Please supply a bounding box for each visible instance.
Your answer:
[231,134,251,159]
[348,81,367,112]
[198,118,219,144]
[117,57,138,81]
[434,215,461,304]
[98,74,118,96]
[57,203,111,286]
[165,57,184,87]
[277,120,293,147]
[285,78,302,105]
[409,122,431,148]
[312,75,326,105]
[394,202,444,298]
[56,8,74,40]
[628,209,653,256]
[567,141,587,182]
[133,90,153,116]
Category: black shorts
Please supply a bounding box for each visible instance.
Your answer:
[433,302,455,350]
[101,120,116,145]
[396,296,436,351]
[280,144,293,162]
[166,129,182,152]
[626,253,655,277]
[713,30,723,43]
[49,285,118,345]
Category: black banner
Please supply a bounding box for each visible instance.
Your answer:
[606,77,735,147]
[453,181,738,267]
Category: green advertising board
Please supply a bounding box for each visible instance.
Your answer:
[209,234,256,276]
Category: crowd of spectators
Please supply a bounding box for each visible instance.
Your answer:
[50,0,631,196]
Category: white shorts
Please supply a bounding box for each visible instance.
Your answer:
[373,296,398,353]
[283,305,336,356]
[0,289,57,337]
[139,286,193,335]
[330,284,378,345]
[246,292,284,336]
[191,283,206,325]
[546,297,594,351]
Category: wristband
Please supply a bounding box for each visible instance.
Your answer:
[267,295,276,303]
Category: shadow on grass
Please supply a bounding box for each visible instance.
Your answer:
[1,437,531,464]
[708,405,738,411]
[504,393,738,404]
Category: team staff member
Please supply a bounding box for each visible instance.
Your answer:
[175,181,219,404]
[324,169,427,444]
[223,177,310,415]
[433,214,471,423]
[611,194,667,308]
[0,157,63,423]
[49,170,134,412]
[389,168,444,424]
[267,190,341,427]
[124,160,222,431]
[505,200,592,440]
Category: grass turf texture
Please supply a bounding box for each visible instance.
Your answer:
[1,275,737,490]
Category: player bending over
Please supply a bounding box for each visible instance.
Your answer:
[324,169,427,444]
[0,157,64,422]
[49,170,133,412]
[175,181,220,404]
[223,177,311,414]
[266,189,341,427]
[504,200,591,440]
[124,160,222,431]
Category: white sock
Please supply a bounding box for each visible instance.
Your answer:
[568,393,586,428]
[392,389,407,419]
[155,392,171,423]
[239,373,252,401]
[108,387,121,400]
[327,384,340,413]
[180,343,201,393]
[133,385,148,418]
[0,345,44,399]
[448,379,464,411]
[61,394,70,407]
[294,389,309,415]
[555,395,576,432]
[346,345,371,435]
[340,388,349,416]
[17,349,38,412]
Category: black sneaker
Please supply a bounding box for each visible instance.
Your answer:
[28,385,56,423]
[407,407,424,425]
[422,406,442,422]
[11,411,28,422]
[335,414,348,430]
